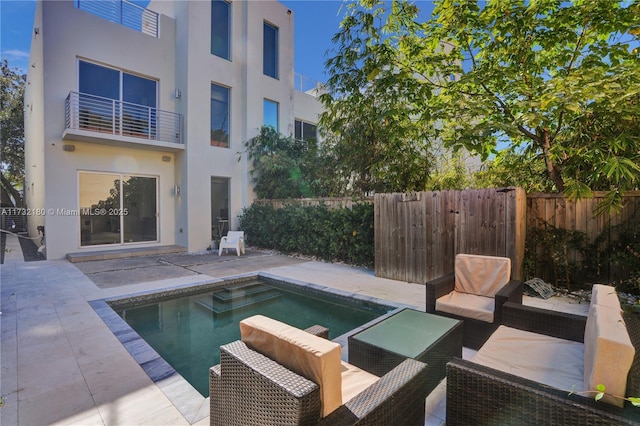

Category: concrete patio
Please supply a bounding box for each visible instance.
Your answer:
[0,233,589,425]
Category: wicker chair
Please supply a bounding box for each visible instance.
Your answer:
[446,302,640,426]
[425,254,522,349]
[210,324,430,425]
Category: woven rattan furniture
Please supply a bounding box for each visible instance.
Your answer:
[210,323,430,425]
[425,255,523,349]
[348,309,462,395]
[446,302,640,426]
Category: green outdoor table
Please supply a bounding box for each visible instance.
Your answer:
[348,309,463,394]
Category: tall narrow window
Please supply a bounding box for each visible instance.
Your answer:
[211,0,230,60]
[211,83,230,147]
[263,22,278,78]
[263,99,278,131]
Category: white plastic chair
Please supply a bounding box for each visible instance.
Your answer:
[218,231,245,256]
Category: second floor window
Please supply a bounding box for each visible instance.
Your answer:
[78,60,157,136]
[263,22,278,79]
[211,83,230,147]
[79,61,156,107]
[263,99,279,131]
[211,0,230,60]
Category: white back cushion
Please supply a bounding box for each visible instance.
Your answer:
[240,315,342,417]
[454,254,511,297]
[590,284,621,311]
[583,304,635,407]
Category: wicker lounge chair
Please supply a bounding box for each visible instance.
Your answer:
[210,317,430,425]
[425,254,523,349]
[446,300,640,425]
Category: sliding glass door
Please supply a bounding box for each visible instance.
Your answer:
[79,172,158,246]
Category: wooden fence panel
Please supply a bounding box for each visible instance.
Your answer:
[258,190,638,287]
[375,188,525,284]
[526,191,640,285]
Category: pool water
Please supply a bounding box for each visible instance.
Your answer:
[114,279,392,396]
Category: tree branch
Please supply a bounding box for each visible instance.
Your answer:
[552,20,590,142]
[0,171,23,207]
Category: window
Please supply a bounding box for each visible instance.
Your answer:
[295,119,317,144]
[211,83,230,147]
[263,99,278,131]
[211,0,230,60]
[263,22,278,78]
[78,60,157,137]
[79,172,158,246]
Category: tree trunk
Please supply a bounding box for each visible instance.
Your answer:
[539,129,565,192]
[0,172,23,207]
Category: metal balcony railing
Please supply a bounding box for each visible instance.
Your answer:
[75,0,159,37]
[294,73,325,96]
[65,92,183,145]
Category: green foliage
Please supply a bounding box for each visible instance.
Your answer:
[524,221,588,291]
[473,150,555,193]
[425,152,473,191]
[570,383,640,408]
[0,60,25,207]
[240,126,344,198]
[526,209,640,294]
[238,202,374,266]
[595,218,640,296]
[324,0,640,212]
[320,0,438,194]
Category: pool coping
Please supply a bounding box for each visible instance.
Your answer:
[89,271,410,424]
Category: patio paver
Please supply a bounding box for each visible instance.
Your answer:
[0,233,589,425]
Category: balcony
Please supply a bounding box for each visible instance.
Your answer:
[64,92,184,151]
[75,0,159,38]
[294,73,326,97]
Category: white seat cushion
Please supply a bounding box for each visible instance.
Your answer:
[240,315,342,417]
[436,291,494,323]
[454,254,511,297]
[473,325,585,392]
[340,361,379,404]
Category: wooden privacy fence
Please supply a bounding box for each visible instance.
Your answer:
[375,188,527,284]
[527,191,640,286]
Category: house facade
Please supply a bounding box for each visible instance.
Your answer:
[24,0,323,259]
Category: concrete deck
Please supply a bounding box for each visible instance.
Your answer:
[0,233,589,425]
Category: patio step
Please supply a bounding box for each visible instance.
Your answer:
[66,245,186,263]
[196,285,281,314]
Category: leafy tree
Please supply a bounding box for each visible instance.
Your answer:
[473,150,555,193]
[0,60,25,207]
[241,126,326,199]
[319,0,439,194]
[324,0,640,211]
[426,151,474,191]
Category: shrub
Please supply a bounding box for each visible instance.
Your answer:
[238,202,374,267]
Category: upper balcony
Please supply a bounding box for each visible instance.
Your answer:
[75,0,159,38]
[294,73,326,97]
[63,92,184,151]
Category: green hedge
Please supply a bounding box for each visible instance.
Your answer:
[238,202,374,267]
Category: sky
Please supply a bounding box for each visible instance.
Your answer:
[0,0,348,83]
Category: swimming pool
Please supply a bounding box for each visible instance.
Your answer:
[104,274,396,397]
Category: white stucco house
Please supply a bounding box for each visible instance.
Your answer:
[24,0,324,259]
